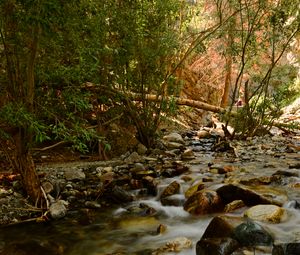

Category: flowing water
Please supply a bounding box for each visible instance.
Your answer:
[1,138,300,255]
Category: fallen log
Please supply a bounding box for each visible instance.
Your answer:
[82,83,233,115]
[128,93,233,115]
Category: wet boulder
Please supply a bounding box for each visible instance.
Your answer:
[196,216,243,255]
[160,181,181,199]
[196,216,274,255]
[184,190,224,215]
[244,204,287,223]
[216,184,286,206]
[126,203,157,217]
[233,220,274,247]
[181,149,195,160]
[184,181,205,198]
[161,161,189,178]
[142,176,158,196]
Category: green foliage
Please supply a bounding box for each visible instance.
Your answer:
[217,0,300,137]
[0,103,50,143]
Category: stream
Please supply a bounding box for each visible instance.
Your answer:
[1,134,300,255]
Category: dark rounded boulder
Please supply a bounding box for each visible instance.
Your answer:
[233,220,274,247]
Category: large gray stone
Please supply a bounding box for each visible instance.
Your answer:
[64,168,86,181]
[163,132,184,144]
[49,200,68,219]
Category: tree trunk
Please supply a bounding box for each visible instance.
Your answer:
[13,130,43,206]
[221,55,232,107]
[220,2,235,108]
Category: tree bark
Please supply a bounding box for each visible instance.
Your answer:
[13,130,42,205]
[220,1,235,108]
[221,55,232,107]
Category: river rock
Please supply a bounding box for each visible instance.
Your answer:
[272,243,300,255]
[126,203,157,217]
[108,186,134,203]
[197,130,211,138]
[131,162,146,172]
[181,149,195,160]
[49,200,68,219]
[244,204,287,223]
[184,181,205,198]
[132,170,157,179]
[64,168,86,181]
[153,237,192,254]
[124,151,143,164]
[216,184,287,206]
[164,141,185,150]
[184,190,224,215]
[84,201,101,209]
[196,237,240,255]
[0,188,11,198]
[137,143,148,155]
[157,224,167,234]
[201,216,243,239]
[196,216,243,255]
[161,161,189,177]
[233,220,274,247]
[41,181,54,194]
[209,164,235,174]
[96,166,113,175]
[224,200,245,213]
[142,176,158,196]
[163,132,184,144]
[99,171,115,187]
[160,181,180,199]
